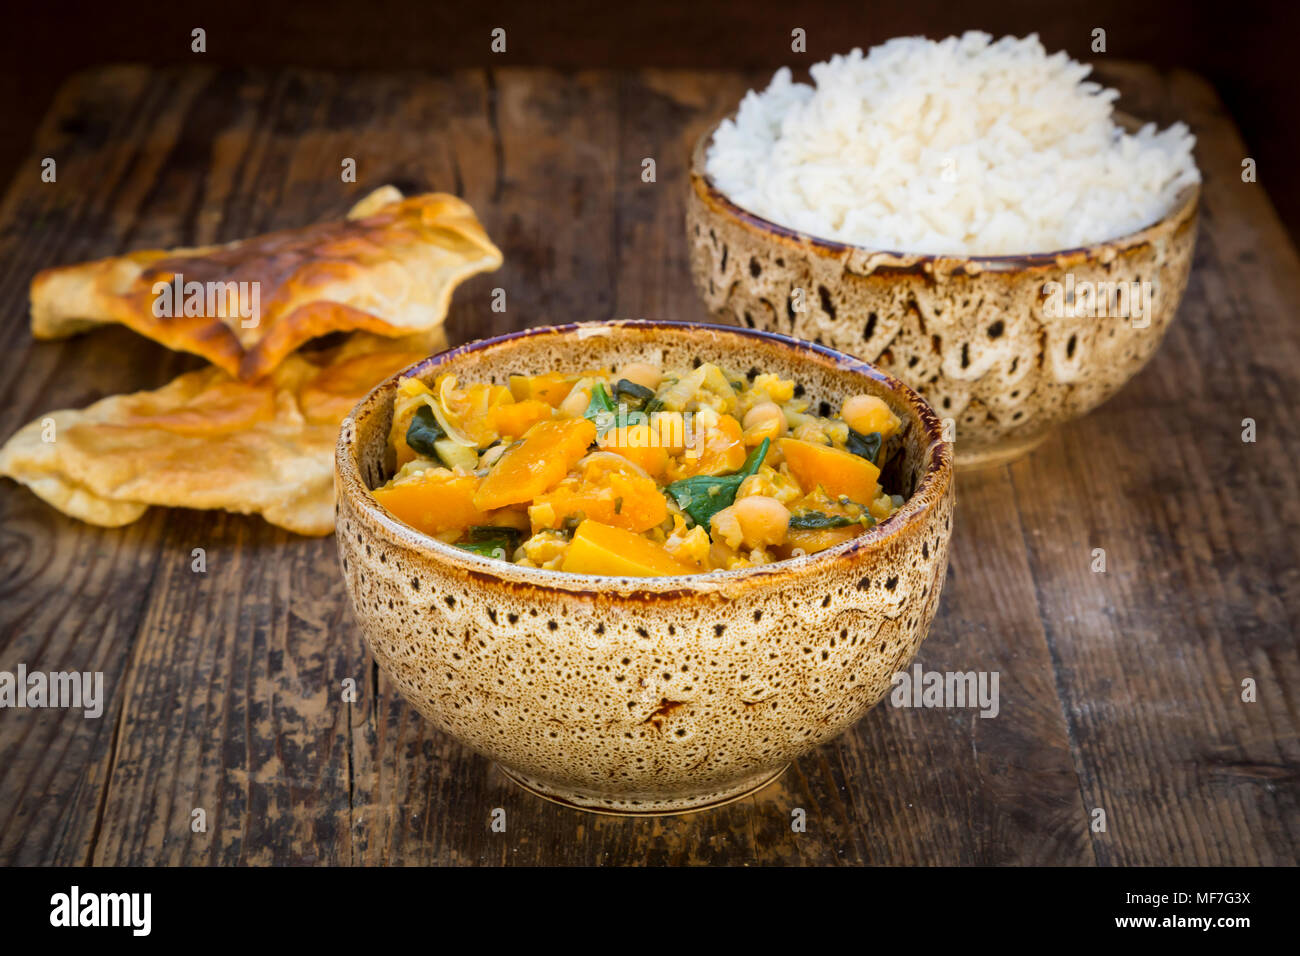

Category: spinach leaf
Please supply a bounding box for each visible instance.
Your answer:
[456,525,523,560]
[789,512,863,530]
[583,382,621,436]
[643,398,665,415]
[737,437,770,480]
[455,539,513,559]
[846,428,883,465]
[405,405,445,458]
[585,382,650,436]
[613,379,655,404]
[665,438,770,528]
[467,525,523,548]
[583,382,616,421]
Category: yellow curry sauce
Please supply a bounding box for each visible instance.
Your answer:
[373,361,905,576]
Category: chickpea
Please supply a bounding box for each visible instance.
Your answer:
[842,393,900,437]
[710,495,790,551]
[558,383,592,418]
[742,401,787,436]
[650,410,687,452]
[618,362,662,391]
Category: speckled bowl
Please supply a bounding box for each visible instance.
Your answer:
[687,119,1199,468]
[335,320,953,814]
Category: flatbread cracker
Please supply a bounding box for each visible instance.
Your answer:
[0,329,445,535]
[31,187,498,381]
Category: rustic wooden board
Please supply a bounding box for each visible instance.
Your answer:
[0,64,1295,866]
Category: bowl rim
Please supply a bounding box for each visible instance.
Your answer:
[336,319,953,596]
[689,115,1201,269]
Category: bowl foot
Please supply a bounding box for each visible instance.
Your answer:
[955,431,1050,470]
[496,764,789,816]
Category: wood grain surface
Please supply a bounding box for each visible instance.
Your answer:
[0,64,1295,866]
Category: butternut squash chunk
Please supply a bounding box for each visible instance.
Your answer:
[531,468,667,533]
[508,372,575,408]
[474,417,596,510]
[488,399,553,439]
[561,519,696,577]
[372,472,487,536]
[597,422,669,479]
[669,414,746,481]
[780,437,881,503]
[780,524,863,557]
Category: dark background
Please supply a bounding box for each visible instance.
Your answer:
[2,0,1298,240]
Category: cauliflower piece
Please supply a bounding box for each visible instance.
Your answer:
[665,523,712,569]
[736,466,803,504]
[751,373,794,404]
[519,530,570,570]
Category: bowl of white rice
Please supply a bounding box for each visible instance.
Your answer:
[687,32,1200,468]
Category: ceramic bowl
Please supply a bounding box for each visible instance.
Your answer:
[687,120,1199,468]
[335,320,954,814]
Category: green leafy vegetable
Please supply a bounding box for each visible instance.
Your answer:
[405,405,446,458]
[846,428,883,465]
[788,511,871,530]
[456,525,524,560]
[455,539,513,559]
[665,438,770,528]
[583,382,624,436]
[585,382,650,436]
[613,379,655,404]
[467,525,523,548]
[643,397,665,415]
[584,382,616,421]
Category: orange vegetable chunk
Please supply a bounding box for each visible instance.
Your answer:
[473,417,596,510]
[780,437,881,503]
[531,466,667,533]
[488,399,553,439]
[782,525,863,557]
[597,422,669,479]
[372,472,488,537]
[560,519,696,577]
[508,372,576,408]
[670,414,746,480]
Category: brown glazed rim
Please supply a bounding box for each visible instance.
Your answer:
[689,114,1200,272]
[336,320,953,597]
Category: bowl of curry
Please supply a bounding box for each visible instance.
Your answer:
[335,320,954,813]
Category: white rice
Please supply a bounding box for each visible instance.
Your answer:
[705,32,1200,256]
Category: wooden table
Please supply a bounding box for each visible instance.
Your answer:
[1,64,1296,866]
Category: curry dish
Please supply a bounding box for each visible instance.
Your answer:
[374,361,906,576]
